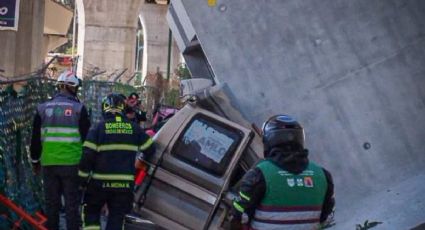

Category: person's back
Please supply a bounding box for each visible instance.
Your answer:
[36,93,85,165]
[30,70,90,230]
[230,115,334,230]
[82,114,149,190]
[79,93,155,230]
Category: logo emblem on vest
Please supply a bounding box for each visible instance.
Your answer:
[297,178,304,187]
[287,178,295,187]
[45,108,54,117]
[54,107,64,116]
[304,177,314,187]
[65,109,72,116]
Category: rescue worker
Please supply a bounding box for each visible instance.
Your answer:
[78,93,155,230]
[124,92,147,126]
[30,70,91,230]
[229,115,335,229]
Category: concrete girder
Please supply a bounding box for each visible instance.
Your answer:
[168,0,425,228]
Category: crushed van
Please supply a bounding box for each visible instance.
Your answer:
[126,79,263,230]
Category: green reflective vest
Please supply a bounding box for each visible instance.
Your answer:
[251,160,327,230]
[38,95,83,166]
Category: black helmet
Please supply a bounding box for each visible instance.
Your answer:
[102,93,125,115]
[262,115,305,156]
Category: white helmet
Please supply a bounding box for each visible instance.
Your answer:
[56,70,79,87]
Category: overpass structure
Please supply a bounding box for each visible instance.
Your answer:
[0,0,181,84]
[75,0,180,82]
[167,0,425,229]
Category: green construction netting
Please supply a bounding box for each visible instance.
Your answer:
[0,76,137,228]
[81,80,137,124]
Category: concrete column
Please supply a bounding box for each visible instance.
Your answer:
[77,0,142,82]
[0,0,45,78]
[140,3,177,81]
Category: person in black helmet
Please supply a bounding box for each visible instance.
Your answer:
[78,93,155,230]
[229,115,335,229]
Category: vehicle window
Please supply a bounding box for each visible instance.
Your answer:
[171,114,244,176]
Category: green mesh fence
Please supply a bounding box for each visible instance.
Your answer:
[0,77,136,228]
[81,80,137,124]
[0,77,55,229]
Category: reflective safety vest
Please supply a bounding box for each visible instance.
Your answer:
[37,94,84,166]
[251,160,327,230]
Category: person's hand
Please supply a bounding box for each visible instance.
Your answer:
[32,162,41,175]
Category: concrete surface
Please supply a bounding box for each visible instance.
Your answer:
[75,0,141,81]
[169,0,425,229]
[76,0,181,83]
[0,0,45,78]
[140,3,181,82]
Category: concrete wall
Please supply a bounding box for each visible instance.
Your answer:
[0,0,45,78]
[171,0,425,228]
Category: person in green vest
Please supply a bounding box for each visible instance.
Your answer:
[229,115,335,230]
[30,70,91,230]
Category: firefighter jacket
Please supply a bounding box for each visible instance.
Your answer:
[78,113,155,191]
[231,148,335,229]
[30,93,91,166]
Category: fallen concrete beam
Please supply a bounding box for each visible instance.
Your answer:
[168,0,425,228]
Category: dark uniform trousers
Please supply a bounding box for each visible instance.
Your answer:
[43,166,81,230]
[83,188,133,230]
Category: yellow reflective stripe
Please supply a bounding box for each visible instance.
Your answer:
[233,201,245,213]
[239,191,251,201]
[98,144,138,152]
[92,173,134,181]
[83,226,100,230]
[83,141,98,151]
[139,138,153,151]
[78,170,90,178]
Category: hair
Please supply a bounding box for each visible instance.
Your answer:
[58,84,77,95]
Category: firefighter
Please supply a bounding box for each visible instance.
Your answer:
[30,70,91,230]
[78,93,155,230]
[229,115,335,229]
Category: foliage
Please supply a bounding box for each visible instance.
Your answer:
[176,63,191,80]
[163,88,181,108]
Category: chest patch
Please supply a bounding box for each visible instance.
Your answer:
[65,109,73,116]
